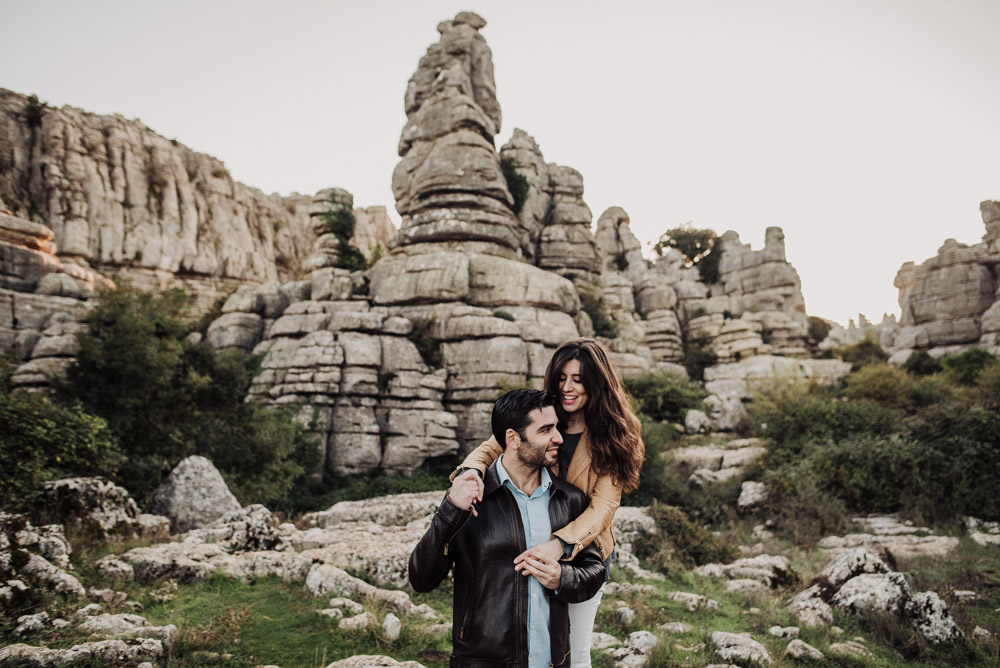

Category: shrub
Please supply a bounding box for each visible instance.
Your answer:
[624,370,706,424]
[24,94,46,128]
[940,347,998,385]
[492,310,515,321]
[751,365,1000,525]
[632,502,738,571]
[613,252,628,271]
[58,282,317,508]
[0,391,122,513]
[323,203,373,272]
[748,379,903,456]
[837,336,889,370]
[501,160,529,214]
[653,224,721,284]
[902,350,942,376]
[681,340,717,381]
[844,364,956,412]
[807,316,832,343]
[577,284,618,338]
[621,417,676,506]
[407,317,442,368]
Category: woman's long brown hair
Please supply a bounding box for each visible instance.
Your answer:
[544,338,644,492]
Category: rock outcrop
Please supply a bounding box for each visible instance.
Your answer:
[888,201,1000,361]
[2,10,828,475]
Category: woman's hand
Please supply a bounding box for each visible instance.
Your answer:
[450,469,484,516]
[516,549,563,590]
[514,537,564,570]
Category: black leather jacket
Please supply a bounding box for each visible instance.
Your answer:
[409,462,606,668]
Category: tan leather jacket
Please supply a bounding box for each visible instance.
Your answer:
[452,430,623,561]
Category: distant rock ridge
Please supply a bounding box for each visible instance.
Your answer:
[884,201,1000,362]
[0,88,394,310]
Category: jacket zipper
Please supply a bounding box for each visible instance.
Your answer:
[504,488,528,666]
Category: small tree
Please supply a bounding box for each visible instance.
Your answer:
[654,224,721,284]
[836,336,888,371]
[501,160,529,214]
[807,316,832,344]
[60,282,317,508]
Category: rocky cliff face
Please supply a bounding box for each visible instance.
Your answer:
[888,201,1000,362]
[4,11,834,477]
[0,88,323,309]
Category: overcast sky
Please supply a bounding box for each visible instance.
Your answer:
[3,0,999,326]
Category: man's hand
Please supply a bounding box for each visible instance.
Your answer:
[514,537,563,568]
[517,548,563,590]
[449,469,484,516]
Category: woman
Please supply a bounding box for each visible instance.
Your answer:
[452,338,644,668]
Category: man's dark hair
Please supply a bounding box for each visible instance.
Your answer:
[491,388,556,448]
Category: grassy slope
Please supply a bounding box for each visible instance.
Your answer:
[4,530,998,667]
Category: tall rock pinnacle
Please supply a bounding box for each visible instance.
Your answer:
[390,12,521,256]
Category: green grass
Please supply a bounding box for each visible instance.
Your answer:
[5,513,999,667]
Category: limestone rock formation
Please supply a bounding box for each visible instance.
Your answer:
[391,12,518,254]
[0,88,319,307]
[2,10,834,476]
[41,478,143,539]
[889,201,1000,360]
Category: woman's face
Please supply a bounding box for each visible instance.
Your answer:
[557,358,588,415]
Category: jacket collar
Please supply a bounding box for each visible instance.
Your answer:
[485,457,568,499]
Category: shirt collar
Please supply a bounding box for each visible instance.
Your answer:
[497,454,552,498]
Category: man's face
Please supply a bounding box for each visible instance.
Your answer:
[513,405,563,469]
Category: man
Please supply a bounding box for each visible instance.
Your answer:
[409,389,605,668]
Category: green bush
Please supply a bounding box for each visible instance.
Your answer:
[902,350,942,376]
[622,417,676,506]
[0,391,122,512]
[578,284,618,338]
[624,370,706,424]
[501,161,529,214]
[632,502,738,571]
[407,317,442,368]
[492,310,515,321]
[837,336,889,370]
[940,347,998,385]
[58,282,317,509]
[323,204,375,272]
[24,94,46,128]
[807,316,832,343]
[843,364,956,412]
[681,340,717,381]
[653,225,721,284]
[750,364,1000,524]
[749,379,904,457]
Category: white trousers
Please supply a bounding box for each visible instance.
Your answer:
[568,582,605,668]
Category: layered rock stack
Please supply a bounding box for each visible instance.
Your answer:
[595,208,683,364]
[390,12,517,256]
[889,201,1000,362]
[371,12,589,452]
[1,10,848,479]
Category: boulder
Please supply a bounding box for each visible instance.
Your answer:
[606,630,659,668]
[905,591,963,644]
[831,572,911,616]
[149,456,242,532]
[819,547,891,588]
[784,639,823,660]
[684,409,712,434]
[42,477,141,539]
[710,631,773,665]
[737,481,768,512]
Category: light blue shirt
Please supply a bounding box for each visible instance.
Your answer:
[496,454,553,668]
